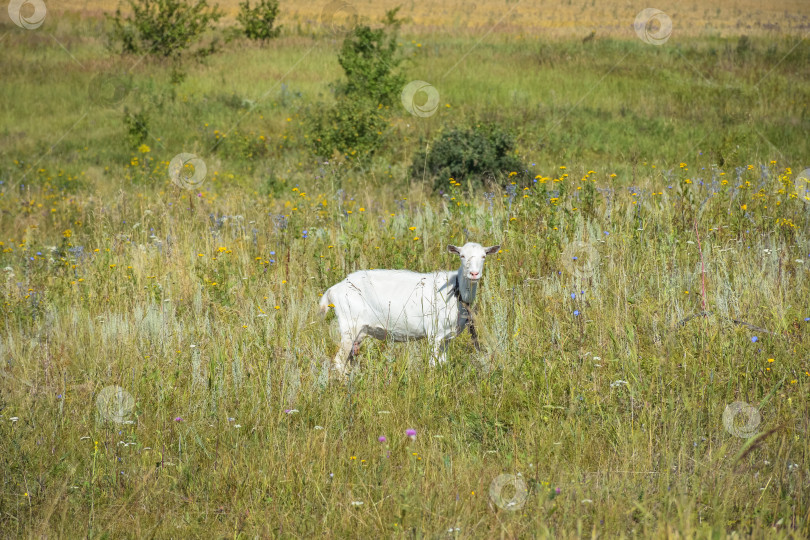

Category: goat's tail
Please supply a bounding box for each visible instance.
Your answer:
[318,288,332,316]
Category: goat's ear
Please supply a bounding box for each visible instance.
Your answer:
[484,245,500,255]
[448,245,460,255]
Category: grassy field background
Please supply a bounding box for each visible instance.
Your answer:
[58,0,810,36]
[1,0,809,537]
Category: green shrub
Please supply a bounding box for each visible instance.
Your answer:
[306,97,389,159]
[335,8,404,106]
[304,9,403,160]
[108,0,222,59]
[123,107,150,149]
[411,124,525,191]
[237,0,281,42]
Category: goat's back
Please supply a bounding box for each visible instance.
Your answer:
[326,269,459,340]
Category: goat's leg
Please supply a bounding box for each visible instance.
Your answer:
[348,329,367,363]
[333,328,367,376]
[332,337,354,377]
[429,339,448,367]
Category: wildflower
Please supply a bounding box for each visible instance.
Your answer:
[378,436,387,442]
[138,144,150,153]
[174,417,183,422]
[406,428,417,440]
[751,336,758,343]
[574,310,580,316]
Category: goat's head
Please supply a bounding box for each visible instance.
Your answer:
[448,242,500,282]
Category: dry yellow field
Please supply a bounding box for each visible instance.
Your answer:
[56,0,810,37]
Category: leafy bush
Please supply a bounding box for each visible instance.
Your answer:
[304,9,403,159]
[237,0,281,42]
[411,124,525,191]
[123,107,150,149]
[335,8,404,106]
[108,0,222,59]
[306,97,389,159]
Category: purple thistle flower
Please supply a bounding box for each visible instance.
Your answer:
[174,417,183,422]
[378,435,387,443]
[406,428,417,440]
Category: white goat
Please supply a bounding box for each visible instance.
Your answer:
[319,242,500,375]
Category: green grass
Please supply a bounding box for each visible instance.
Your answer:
[1,11,809,538]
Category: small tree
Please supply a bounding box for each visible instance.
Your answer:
[304,9,404,159]
[237,0,281,42]
[108,0,222,59]
[335,8,404,106]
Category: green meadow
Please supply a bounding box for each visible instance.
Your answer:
[1,3,809,537]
